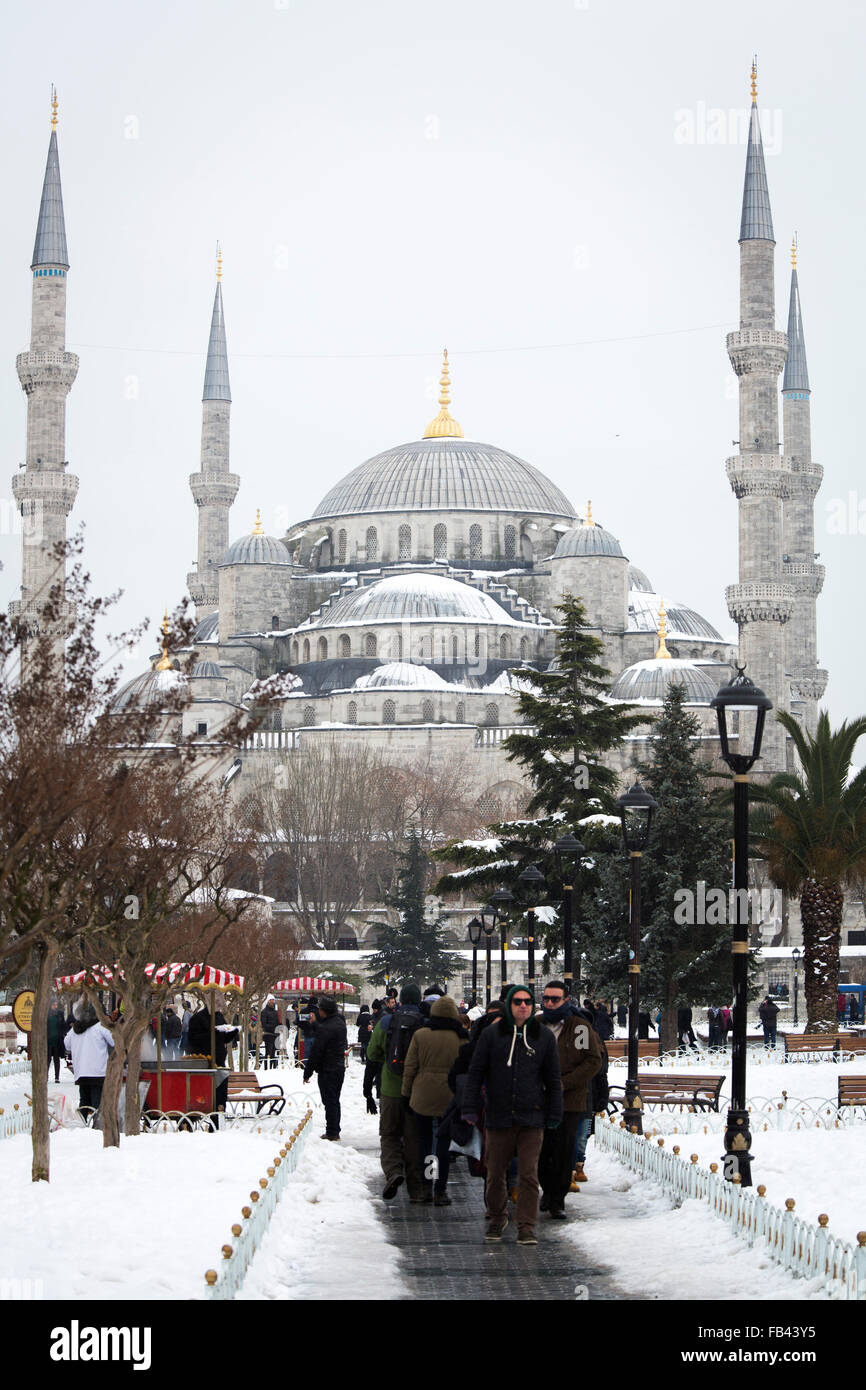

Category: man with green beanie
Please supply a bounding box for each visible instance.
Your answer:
[462,983,562,1244]
[366,981,427,1201]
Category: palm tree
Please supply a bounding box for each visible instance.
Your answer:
[750,712,866,1032]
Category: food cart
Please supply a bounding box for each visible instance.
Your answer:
[273,977,357,1063]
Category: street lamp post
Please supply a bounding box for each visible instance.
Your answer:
[489,885,514,997]
[518,863,545,993]
[467,916,483,1008]
[554,833,584,998]
[617,783,659,1137]
[479,907,496,1005]
[792,946,801,1028]
[711,665,772,1189]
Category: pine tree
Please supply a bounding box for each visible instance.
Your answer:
[366,831,464,986]
[582,684,753,1052]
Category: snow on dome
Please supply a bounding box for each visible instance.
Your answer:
[222,533,290,566]
[297,571,539,630]
[608,657,720,705]
[628,591,726,643]
[191,661,223,678]
[628,563,653,593]
[482,668,536,695]
[353,662,451,691]
[111,666,187,712]
[550,522,625,560]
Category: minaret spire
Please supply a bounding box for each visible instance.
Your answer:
[10,97,79,660]
[187,249,240,620]
[740,59,774,244]
[423,349,464,439]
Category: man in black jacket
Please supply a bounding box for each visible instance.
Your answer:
[463,984,562,1245]
[260,996,280,1069]
[303,997,348,1140]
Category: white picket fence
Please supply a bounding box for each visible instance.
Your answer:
[595,1114,866,1299]
[0,1100,32,1140]
[204,1108,314,1300]
[0,1054,31,1080]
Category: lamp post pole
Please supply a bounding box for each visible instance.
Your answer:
[518,863,546,995]
[480,908,495,1006]
[555,834,584,999]
[489,886,515,998]
[617,784,658,1137]
[467,916,483,1009]
[792,947,801,1028]
[711,666,772,1189]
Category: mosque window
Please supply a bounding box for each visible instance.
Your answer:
[366,526,378,562]
[399,525,411,560]
[455,701,465,723]
[338,529,347,564]
[474,632,481,659]
[347,701,357,725]
[272,615,280,630]
[469,524,482,561]
[196,722,208,736]
[434,523,447,559]
[303,639,311,663]
[394,633,403,659]
[451,634,459,664]
[365,633,377,658]
[339,634,351,659]
[499,635,509,659]
[383,698,396,725]
[504,525,516,560]
[292,641,299,664]
[422,699,434,723]
[484,703,499,726]
[303,706,315,726]
[520,637,528,660]
[317,636,328,661]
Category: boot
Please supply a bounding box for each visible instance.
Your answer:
[574,1163,588,1182]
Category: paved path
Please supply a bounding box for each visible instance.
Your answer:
[372,1154,628,1301]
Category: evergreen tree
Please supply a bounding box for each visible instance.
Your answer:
[366,831,463,986]
[582,684,753,1052]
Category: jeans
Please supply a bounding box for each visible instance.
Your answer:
[762,1024,777,1048]
[318,1069,345,1137]
[573,1111,592,1166]
[48,1042,64,1084]
[413,1111,452,1194]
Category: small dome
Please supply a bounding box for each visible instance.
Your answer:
[628,591,725,642]
[608,658,719,705]
[194,611,219,643]
[551,521,624,560]
[223,532,290,566]
[628,563,653,593]
[192,660,223,678]
[111,666,187,712]
[298,571,536,630]
[353,662,451,691]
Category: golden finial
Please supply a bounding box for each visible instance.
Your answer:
[750,57,757,104]
[423,349,464,439]
[51,85,58,131]
[585,499,593,526]
[655,600,672,660]
[791,233,797,269]
[216,241,223,282]
[155,609,173,671]
[252,509,264,536]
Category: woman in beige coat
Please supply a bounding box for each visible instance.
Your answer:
[402,995,465,1205]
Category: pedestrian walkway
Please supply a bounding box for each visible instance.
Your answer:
[373,1155,627,1300]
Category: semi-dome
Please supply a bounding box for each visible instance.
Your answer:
[551,519,624,560]
[310,438,575,520]
[628,591,725,643]
[628,563,654,593]
[191,660,223,678]
[608,658,720,705]
[353,662,452,691]
[194,611,219,643]
[223,511,290,567]
[111,666,187,712]
[297,571,538,630]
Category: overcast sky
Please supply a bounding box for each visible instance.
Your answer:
[0,0,863,745]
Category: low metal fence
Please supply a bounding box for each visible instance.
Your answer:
[0,1100,32,1140]
[0,1054,31,1079]
[204,1107,314,1300]
[608,1090,866,1133]
[595,1114,866,1299]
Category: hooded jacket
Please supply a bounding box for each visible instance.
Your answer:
[64,1015,115,1080]
[401,996,465,1117]
[303,1008,347,1078]
[463,985,562,1130]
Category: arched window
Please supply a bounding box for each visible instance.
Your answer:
[418,635,428,660]
[339,633,351,659]
[263,852,296,902]
[317,636,328,661]
[499,635,509,659]
[474,632,481,659]
[337,529,347,564]
[504,525,516,559]
[291,641,299,664]
[422,699,434,723]
[455,701,465,723]
[272,709,283,731]
[434,523,447,559]
[347,700,357,725]
[520,637,528,660]
[226,854,258,894]
[366,526,378,562]
[392,632,403,659]
[469,524,482,561]
[302,638,310,663]
[383,698,396,725]
[365,633,377,658]
[399,524,411,560]
[272,614,280,630]
[303,706,315,727]
[484,702,499,726]
[451,634,459,664]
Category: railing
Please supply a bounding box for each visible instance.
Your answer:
[595,1114,866,1299]
[474,725,535,747]
[241,730,301,751]
[0,1100,32,1141]
[204,1107,314,1300]
[0,1054,31,1079]
[607,1091,866,1134]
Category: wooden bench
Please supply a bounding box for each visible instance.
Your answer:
[837,1035,866,1055]
[608,1072,725,1113]
[605,1039,660,1060]
[783,1033,852,1059]
[226,1071,286,1117]
[838,1076,866,1112]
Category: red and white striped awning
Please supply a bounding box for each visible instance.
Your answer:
[55,967,119,992]
[273,977,356,995]
[55,963,244,994]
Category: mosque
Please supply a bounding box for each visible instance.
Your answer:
[11,70,829,962]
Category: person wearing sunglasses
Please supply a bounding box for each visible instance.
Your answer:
[462,983,562,1245]
[537,982,602,1219]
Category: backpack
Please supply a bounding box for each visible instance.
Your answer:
[385,1009,425,1076]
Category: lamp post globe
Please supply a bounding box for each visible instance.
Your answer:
[554,833,584,996]
[617,783,659,1136]
[467,916,483,1008]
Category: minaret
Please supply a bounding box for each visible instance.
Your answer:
[187,245,239,620]
[724,62,793,773]
[781,238,826,736]
[10,89,80,653]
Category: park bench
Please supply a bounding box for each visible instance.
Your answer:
[605,1039,659,1060]
[226,1071,286,1117]
[608,1072,725,1113]
[837,1035,866,1056]
[838,1076,866,1112]
[783,1033,842,1059]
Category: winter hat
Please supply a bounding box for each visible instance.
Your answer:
[317,996,338,1017]
[430,995,460,1022]
[399,982,422,1006]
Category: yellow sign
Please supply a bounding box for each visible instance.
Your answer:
[12,990,34,1033]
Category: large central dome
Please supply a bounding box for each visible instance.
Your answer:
[311,438,575,520]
